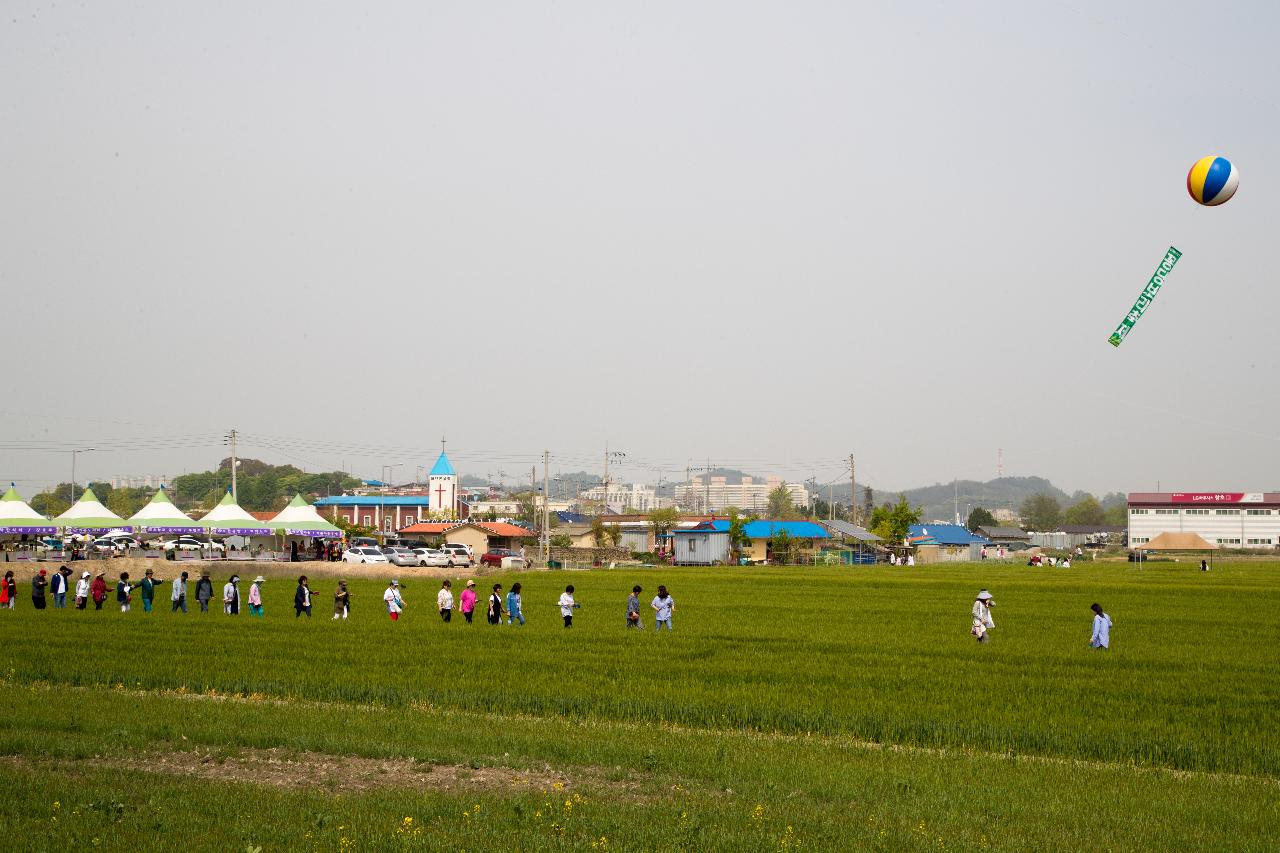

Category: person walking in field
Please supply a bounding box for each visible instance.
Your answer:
[140,568,165,613]
[333,580,349,620]
[460,579,477,624]
[31,569,47,610]
[506,582,524,626]
[171,571,189,613]
[90,570,107,610]
[75,571,90,610]
[487,583,504,625]
[559,584,578,628]
[971,589,995,643]
[294,575,311,618]
[50,565,70,608]
[627,585,645,629]
[196,571,214,613]
[384,579,404,621]
[1089,602,1112,650]
[1,570,14,610]
[247,576,265,617]
[117,572,135,612]
[437,579,453,622]
[223,575,241,616]
[651,585,674,631]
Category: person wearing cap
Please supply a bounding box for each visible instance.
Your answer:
[459,580,477,624]
[31,569,47,610]
[195,571,214,613]
[1089,602,1113,650]
[90,570,108,610]
[248,576,266,617]
[626,585,643,630]
[140,569,166,614]
[293,575,311,618]
[75,571,91,610]
[384,579,404,621]
[487,583,505,625]
[223,575,241,616]
[117,572,135,612]
[50,565,71,608]
[333,580,349,620]
[171,571,189,613]
[506,582,524,626]
[972,590,995,643]
[437,580,453,622]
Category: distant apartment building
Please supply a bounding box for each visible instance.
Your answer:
[578,482,659,512]
[673,476,809,514]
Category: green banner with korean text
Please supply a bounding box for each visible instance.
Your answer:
[1108,246,1182,347]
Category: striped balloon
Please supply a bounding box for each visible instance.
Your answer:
[1186,156,1239,206]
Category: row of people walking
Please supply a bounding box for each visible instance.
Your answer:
[3,569,678,631]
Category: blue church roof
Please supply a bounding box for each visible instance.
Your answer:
[429,452,456,477]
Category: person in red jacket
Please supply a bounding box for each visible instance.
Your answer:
[90,570,109,610]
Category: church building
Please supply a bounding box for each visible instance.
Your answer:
[427,450,458,518]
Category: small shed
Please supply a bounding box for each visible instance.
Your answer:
[672,523,731,565]
[975,526,1031,549]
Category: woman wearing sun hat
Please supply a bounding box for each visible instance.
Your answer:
[248,576,266,617]
[971,589,995,643]
[75,571,91,610]
[459,579,477,624]
[90,570,108,610]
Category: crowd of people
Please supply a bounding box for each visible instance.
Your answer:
[0,567,681,631]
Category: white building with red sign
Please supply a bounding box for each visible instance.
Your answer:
[1128,492,1280,548]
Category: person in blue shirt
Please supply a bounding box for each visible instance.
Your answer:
[506,583,524,626]
[1089,603,1112,650]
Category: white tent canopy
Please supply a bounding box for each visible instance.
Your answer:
[128,487,203,535]
[0,485,56,534]
[270,495,342,539]
[197,491,272,536]
[54,487,130,533]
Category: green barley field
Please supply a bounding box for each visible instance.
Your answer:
[1,560,1277,851]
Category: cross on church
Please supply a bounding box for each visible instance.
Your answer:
[435,483,447,506]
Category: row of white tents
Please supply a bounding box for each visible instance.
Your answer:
[0,485,341,539]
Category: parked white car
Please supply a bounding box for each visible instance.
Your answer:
[342,546,388,564]
[412,547,451,567]
[442,543,473,566]
[161,536,226,554]
[91,535,140,553]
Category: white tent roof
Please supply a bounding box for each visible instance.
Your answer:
[0,485,57,533]
[129,488,203,533]
[0,485,50,522]
[270,494,342,537]
[54,488,128,531]
[197,491,272,534]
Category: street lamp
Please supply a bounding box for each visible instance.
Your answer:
[71,448,96,504]
[379,463,405,542]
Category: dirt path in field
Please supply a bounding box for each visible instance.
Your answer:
[1,748,653,798]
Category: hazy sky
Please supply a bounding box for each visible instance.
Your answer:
[3,1,1278,497]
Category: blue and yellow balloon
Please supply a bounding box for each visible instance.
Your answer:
[1187,156,1239,206]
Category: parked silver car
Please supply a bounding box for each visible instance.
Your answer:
[384,547,421,567]
[412,547,451,567]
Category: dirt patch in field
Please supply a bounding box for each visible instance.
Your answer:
[44,748,649,797]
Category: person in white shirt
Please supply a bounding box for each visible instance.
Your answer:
[1089,603,1112,649]
[558,585,578,628]
[971,589,995,643]
[384,579,404,622]
[651,585,675,631]
[437,580,454,622]
[74,571,91,609]
[906,554,916,567]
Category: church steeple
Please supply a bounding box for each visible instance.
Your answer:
[427,441,458,517]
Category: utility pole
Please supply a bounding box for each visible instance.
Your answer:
[226,429,239,503]
[602,444,625,514]
[542,450,550,566]
[704,457,711,516]
[71,447,96,504]
[849,454,856,526]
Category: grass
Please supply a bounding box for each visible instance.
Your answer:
[0,560,1277,850]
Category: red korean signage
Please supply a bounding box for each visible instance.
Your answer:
[1171,492,1262,503]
